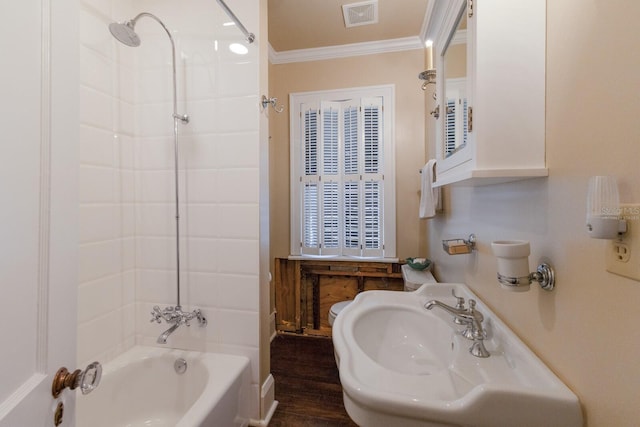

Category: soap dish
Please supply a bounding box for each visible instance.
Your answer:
[405,257,432,271]
[442,234,476,255]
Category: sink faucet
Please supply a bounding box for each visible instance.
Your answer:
[150,305,207,344]
[424,294,490,358]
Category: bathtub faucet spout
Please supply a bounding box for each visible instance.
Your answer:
[157,322,180,344]
[150,305,208,344]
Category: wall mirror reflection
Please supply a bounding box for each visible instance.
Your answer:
[441,3,468,158]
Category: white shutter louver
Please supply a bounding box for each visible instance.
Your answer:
[293,89,393,258]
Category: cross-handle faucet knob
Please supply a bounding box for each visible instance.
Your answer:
[150,305,163,323]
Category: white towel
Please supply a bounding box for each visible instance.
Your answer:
[419,159,439,218]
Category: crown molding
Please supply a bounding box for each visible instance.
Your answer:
[269,36,424,64]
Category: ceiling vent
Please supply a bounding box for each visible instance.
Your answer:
[342,0,378,28]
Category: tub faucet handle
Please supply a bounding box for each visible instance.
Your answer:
[150,305,163,323]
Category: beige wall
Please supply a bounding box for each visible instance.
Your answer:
[427,1,640,426]
[269,50,428,267]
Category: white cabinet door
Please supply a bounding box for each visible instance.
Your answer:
[0,1,79,426]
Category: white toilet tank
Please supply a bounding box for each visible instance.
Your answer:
[401,264,436,291]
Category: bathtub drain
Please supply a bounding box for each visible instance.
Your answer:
[174,358,187,374]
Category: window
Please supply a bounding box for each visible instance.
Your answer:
[444,78,468,157]
[290,86,395,258]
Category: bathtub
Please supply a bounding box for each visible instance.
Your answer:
[77,346,251,427]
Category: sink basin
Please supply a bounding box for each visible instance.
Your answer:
[332,283,583,427]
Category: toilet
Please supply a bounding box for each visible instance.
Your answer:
[328,264,436,326]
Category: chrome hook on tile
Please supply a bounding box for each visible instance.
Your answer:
[261,95,284,113]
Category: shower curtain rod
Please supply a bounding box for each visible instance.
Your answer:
[216,0,255,43]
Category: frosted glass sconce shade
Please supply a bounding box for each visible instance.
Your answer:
[586,175,626,239]
[491,240,555,292]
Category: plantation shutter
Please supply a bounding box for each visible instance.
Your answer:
[319,101,341,256]
[301,102,320,255]
[360,97,384,257]
[297,94,387,258]
[445,98,456,157]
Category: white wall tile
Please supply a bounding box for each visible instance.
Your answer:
[116,99,136,135]
[185,238,219,273]
[216,132,259,168]
[121,203,136,237]
[117,62,136,104]
[219,204,259,239]
[137,237,176,270]
[120,169,136,202]
[137,170,175,202]
[185,97,258,135]
[218,309,259,347]
[183,272,219,307]
[216,274,259,311]
[80,86,113,130]
[79,125,115,167]
[78,274,122,323]
[135,102,174,137]
[216,239,259,275]
[78,0,261,385]
[78,240,121,283]
[137,66,173,104]
[137,136,174,170]
[137,269,175,303]
[79,7,112,58]
[121,237,136,270]
[137,203,174,236]
[80,45,113,94]
[79,166,116,203]
[79,205,118,243]
[80,0,111,17]
[185,169,218,202]
[216,168,259,203]
[77,310,123,363]
[122,270,136,305]
[182,134,219,169]
[118,134,135,169]
[186,204,220,237]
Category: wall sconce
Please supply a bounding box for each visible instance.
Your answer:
[419,69,436,90]
[586,175,627,239]
[491,240,555,292]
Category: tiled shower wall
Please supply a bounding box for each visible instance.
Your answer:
[78,0,262,416]
[78,0,137,365]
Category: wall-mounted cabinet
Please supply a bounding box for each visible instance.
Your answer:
[427,0,547,186]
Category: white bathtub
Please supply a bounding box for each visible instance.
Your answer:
[77,346,251,427]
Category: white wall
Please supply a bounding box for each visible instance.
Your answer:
[78,0,265,418]
[426,1,640,425]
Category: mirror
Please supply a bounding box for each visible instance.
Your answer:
[441,4,468,158]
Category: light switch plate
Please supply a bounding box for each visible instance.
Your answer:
[605,203,640,281]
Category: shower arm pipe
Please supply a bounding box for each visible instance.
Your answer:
[215,0,255,43]
[128,12,189,123]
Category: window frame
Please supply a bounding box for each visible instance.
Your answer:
[289,85,396,260]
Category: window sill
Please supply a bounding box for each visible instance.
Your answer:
[287,255,399,263]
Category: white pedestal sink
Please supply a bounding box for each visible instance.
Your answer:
[332,283,583,427]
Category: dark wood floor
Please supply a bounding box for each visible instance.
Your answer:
[269,334,358,426]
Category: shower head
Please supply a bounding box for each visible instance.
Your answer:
[109,21,141,47]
